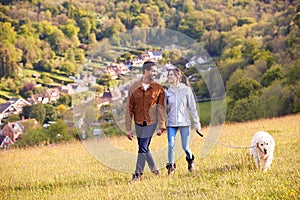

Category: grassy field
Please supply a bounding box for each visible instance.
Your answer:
[0,114,299,200]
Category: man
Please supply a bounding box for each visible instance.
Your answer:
[125,61,166,182]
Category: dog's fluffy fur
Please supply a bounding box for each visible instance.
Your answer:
[250,131,275,172]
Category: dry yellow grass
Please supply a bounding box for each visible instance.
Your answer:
[0,114,299,199]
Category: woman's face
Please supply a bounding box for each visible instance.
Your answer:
[167,70,179,84]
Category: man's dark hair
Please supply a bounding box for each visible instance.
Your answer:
[142,61,156,74]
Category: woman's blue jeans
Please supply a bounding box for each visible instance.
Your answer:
[167,126,193,164]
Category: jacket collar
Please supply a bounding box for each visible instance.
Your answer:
[137,78,155,90]
[168,83,185,92]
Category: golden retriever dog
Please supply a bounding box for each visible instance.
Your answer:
[250,131,275,172]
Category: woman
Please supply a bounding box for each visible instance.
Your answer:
[165,68,201,175]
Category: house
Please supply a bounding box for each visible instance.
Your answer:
[58,83,89,95]
[0,98,31,125]
[1,121,23,143]
[46,88,60,102]
[7,98,31,109]
[186,55,208,68]
[76,73,97,86]
[0,135,14,149]
[106,66,119,80]
[94,90,113,110]
[139,53,152,61]
[1,119,38,143]
[146,50,163,61]
[71,84,89,94]
[29,88,60,104]
[108,62,130,77]
[130,58,144,67]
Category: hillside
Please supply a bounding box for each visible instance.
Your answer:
[0,0,299,124]
[0,114,299,199]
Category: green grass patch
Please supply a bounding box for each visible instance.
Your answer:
[198,100,226,126]
[43,72,74,84]
[198,101,211,126]
[0,97,6,103]
[22,69,74,84]
[0,90,21,99]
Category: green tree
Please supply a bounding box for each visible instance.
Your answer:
[23,103,46,124]
[16,35,42,66]
[227,95,260,122]
[284,60,300,85]
[98,73,112,89]
[20,82,36,98]
[61,60,76,75]
[178,11,205,40]
[34,59,51,72]
[17,127,48,147]
[129,2,141,17]
[192,79,209,100]
[78,17,91,40]
[145,5,164,27]
[48,28,69,55]
[0,45,21,79]
[252,50,274,69]
[0,22,16,43]
[44,104,57,123]
[257,81,291,118]
[202,30,222,56]
[36,20,55,40]
[133,13,152,28]
[3,77,18,93]
[228,78,262,101]
[220,58,245,82]
[242,38,261,65]
[60,19,79,39]
[261,65,283,87]
[46,120,71,143]
[58,95,72,107]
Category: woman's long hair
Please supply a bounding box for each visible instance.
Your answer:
[167,68,191,87]
[181,75,191,87]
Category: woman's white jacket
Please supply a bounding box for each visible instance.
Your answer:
[165,83,201,129]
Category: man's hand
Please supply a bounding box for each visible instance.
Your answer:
[156,128,165,136]
[126,131,134,140]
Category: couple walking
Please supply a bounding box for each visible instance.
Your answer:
[125,61,201,182]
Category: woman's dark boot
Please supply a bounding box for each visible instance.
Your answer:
[166,163,176,175]
[186,155,195,172]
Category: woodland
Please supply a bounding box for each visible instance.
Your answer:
[0,0,299,124]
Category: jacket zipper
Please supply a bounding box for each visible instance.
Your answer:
[143,89,146,125]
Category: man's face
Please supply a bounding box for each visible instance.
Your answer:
[145,65,158,80]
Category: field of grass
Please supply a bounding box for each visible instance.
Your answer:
[0,90,21,99]
[198,101,211,126]
[0,114,299,199]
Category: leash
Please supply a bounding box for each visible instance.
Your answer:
[196,130,256,149]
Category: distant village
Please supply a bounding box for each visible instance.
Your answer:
[0,48,207,149]
[1,50,165,148]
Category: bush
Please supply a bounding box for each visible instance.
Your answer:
[227,95,261,122]
[16,127,48,147]
[226,81,298,122]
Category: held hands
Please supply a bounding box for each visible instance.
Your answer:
[156,128,165,136]
[126,129,165,140]
[126,131,134,140]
